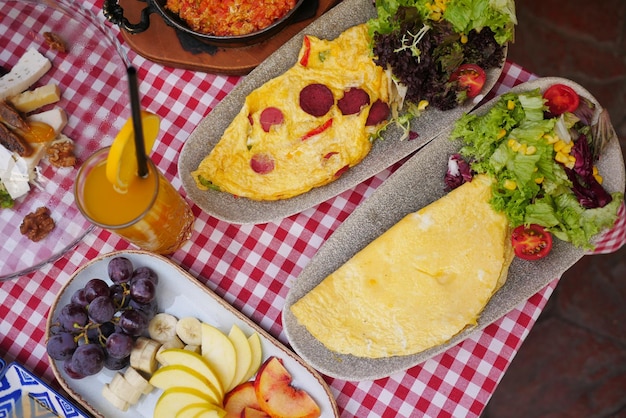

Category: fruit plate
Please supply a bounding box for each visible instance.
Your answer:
[0,361,90,417]
[45,250,339,418]
[0,0,130,280]
[282,77,626,381]
[178,0,507,225]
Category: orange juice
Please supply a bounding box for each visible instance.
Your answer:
[75,147,194,254]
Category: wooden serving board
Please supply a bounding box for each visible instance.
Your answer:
[117,0,342,75]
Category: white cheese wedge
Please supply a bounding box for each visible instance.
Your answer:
[27,107,68,135]
[8,83,61,113]
[0,142,49,200]
[0,48,52,100]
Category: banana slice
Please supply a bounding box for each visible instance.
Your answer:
[148,313,179,343]
[184,344,201,353]
[109,372,142,405]
[102,383,130,412]
[124,366,154,395]
[176,316,203,345]
[130,336,161,374]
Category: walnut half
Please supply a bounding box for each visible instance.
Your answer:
[20,206,55,242]
[47,139,76,168]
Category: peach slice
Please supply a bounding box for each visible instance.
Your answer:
[254,356,321,418]
[223,381,261,418]
[242,407,270,418]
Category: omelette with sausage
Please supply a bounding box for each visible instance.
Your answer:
[191,24,391,201]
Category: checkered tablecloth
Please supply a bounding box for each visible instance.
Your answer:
[1,1,625,417]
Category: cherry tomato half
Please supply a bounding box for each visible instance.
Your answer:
[450,64,486,98]
[543,84,580,115]
[511,224,553,261]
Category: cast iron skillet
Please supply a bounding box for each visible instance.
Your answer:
[103,0,310,47]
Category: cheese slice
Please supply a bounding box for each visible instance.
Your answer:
[8,83,61,113]
[290,175,514,358]
[0,48,51,100]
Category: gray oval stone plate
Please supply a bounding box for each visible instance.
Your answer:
[282,77,626,381]
[178,0,506,224]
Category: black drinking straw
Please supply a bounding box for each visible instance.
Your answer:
[127,66,149,178]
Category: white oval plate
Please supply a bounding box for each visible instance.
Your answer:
[178,0,506,224]
[46,250,339,417]
[282,77,626,381]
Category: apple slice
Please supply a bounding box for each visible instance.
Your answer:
[228,325,253,390]
[153,387,222,418]
[243,333,263,383]
[254,357,321,418]
[176,402,226,418]
[149,364,221,405]
[201,323,237,391]
[157,348,224,399]
[223,381,261,418]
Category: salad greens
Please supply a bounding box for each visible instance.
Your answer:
[369,0,516,44]
[448,88,623,249]
[366,0,514,126]
[0,183,14,209]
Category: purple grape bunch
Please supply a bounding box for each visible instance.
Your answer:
[46,257,159,379]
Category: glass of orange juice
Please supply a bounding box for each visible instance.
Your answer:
[74,147,194,254]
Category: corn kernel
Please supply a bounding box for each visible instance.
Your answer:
[460,34,468,44]
[534,176,544,184]
[507,100,515,110]
[503,179,517,190]
[497,129,507,139]
[430,11,441,20]
[509,141,521,152]
[553,140,566,152]
[417,100,429,111]
[594,170,603,184]
[555,151,570,164]
[525,145,537,155]
[562,143,573,154]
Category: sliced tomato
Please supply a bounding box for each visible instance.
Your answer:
[450,64,486,98]
[543,84,580,115]
[511,224,553,260]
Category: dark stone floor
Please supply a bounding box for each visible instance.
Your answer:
[482,1,626,417]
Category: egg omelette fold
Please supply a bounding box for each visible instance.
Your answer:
[290,175,515,358]
[191,24,391,201]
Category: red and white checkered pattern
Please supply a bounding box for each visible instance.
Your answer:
[1,2,624,417]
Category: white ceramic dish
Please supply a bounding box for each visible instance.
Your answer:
[0,0,130,279]
[282,77,626,381]
[178,0,506,224]
[0,361,89,417]
[46,250,339,417]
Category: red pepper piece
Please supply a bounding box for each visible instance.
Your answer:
[299,36,311,67]
[301,118,333,141]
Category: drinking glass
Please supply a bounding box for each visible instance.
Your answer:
[74,147,194,254]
